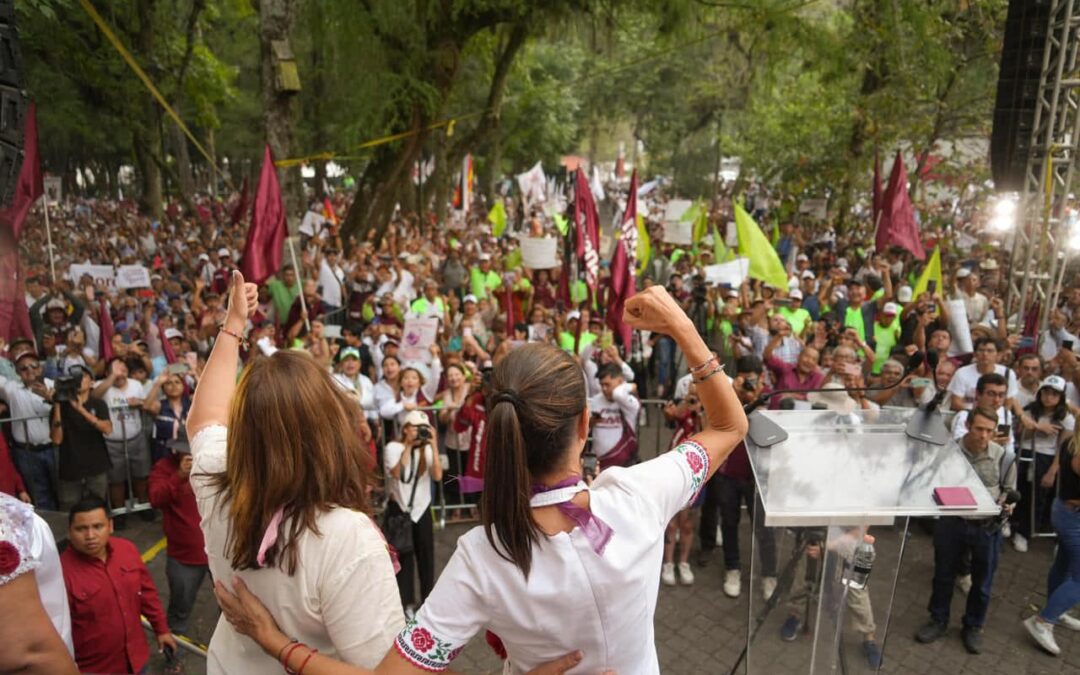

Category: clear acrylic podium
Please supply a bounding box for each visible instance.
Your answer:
[740,409,1000,674]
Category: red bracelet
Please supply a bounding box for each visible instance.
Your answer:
[282,642,306,673]
[297,648,318,675]
[276,639,298,664]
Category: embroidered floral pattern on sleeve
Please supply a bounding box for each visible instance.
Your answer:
[0,494,40,586]
[675,440,710,505]
[394,618,465,672]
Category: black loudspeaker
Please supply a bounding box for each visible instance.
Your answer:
[990,0,1051,192]
[0,0,23,209]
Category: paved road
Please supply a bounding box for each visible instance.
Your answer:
[118,509,1078,675]
[96,408,1080,674]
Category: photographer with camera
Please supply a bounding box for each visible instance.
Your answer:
[50,368,112,510]
[383,410,443,617]
[1,349,60,510]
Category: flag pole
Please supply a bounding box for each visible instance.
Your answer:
[286,236,310,332]
[42,197,56,284]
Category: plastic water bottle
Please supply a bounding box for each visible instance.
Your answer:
[844,534,876,589]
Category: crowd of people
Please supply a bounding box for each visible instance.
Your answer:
[1,180,1080,673]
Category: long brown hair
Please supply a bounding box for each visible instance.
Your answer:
[481,343,586,578]
[207,351,373,575]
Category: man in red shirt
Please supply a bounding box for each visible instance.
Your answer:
[60,495,176,674]
[148,435,209,637]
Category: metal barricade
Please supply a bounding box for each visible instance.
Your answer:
[1,403,154,516]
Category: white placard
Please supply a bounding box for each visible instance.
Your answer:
[665,220,693,246]
[116,265,151,289]
[519,237,559,269]
[401,318,440,364]
[799,198,828,220]
[945,299,974,355]
[725,221,739,247]
[44,176,62,205]
[69,264,116,287]
[664,199,693,224]
[704,257,750,287]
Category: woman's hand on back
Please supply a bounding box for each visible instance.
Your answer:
[623,287,692,336]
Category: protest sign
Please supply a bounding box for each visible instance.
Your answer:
[664,199,692,224]
[44,176,62,205]
[116,265,152,289]
[519,237,559,269]
[665,220,693,246]
[704,258,750,287]
[401,318,440,364]
[946,299,974,356]
[69,264,116,287]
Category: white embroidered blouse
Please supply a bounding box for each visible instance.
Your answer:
[394,440,710,674]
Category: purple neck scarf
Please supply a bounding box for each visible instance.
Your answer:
[530,476,613,556]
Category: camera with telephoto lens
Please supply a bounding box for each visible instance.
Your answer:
[416,425,432,441]
[52,375,82,403]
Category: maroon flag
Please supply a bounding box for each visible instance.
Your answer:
[230,176,249,226]
[876,151,925,260]
[0,102,43,240]
[0,233,33,343]
[574,170,600,290]
[99,297,114,362]
[240,145,287,285]
[503,279,514,329]
[606,171,639,357]
[158,319,178,364]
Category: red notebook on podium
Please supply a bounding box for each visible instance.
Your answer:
[933,486,977,509]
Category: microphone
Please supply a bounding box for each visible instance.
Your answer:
[745,352,926,447]
[985,489,1022,533]
[905,349,952,445]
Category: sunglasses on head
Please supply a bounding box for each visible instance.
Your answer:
[18,363,40,372]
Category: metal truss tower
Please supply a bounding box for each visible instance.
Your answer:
[1006,0,1080,329]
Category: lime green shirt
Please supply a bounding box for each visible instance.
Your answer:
[266,278,299,324]
[844,305,865,337]
[558,330,597,354]
[410,296,446,317]
[469,267,502,299]
[777,307,811,337]
[871,317,901,374]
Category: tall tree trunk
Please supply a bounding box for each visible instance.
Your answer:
[257,0,299,222]
[170,107,196,202]
[134,0,163,217]
[309,0,327,200]
[432,135,451,227]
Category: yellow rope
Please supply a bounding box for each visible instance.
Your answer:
[77,0,234,191]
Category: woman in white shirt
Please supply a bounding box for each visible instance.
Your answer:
[187,272,403,673]
[334,347,378,426]
[383,411,443,616]
[214,286,747,674]
[1017,375,1076,546]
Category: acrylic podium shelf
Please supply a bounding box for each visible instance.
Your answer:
[739,408,1000,675]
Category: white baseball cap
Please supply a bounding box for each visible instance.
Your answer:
[217,248,231,258]
[801,270,816,280]
[463,294,479,304]
[790,289,804,300]
[1040,375,1067,393]
[566,310,582,321]
[198,253,210,262]
[897,286,914,303]
[402,410,431,428]
[164,328,183,340]
[956,268,972,279]
[882,302,900,316]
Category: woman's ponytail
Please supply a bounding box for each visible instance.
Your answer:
[480,344,587,579]
[482,394,537,576]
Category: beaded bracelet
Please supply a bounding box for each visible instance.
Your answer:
[218,325,250,350]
